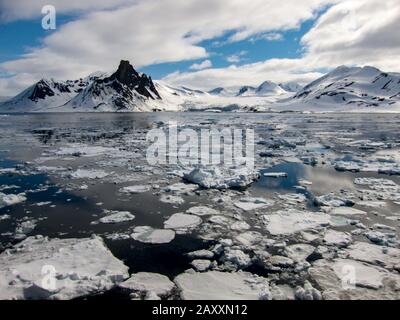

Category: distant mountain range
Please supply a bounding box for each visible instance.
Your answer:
[1,60,399,113]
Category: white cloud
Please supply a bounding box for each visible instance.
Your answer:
[164,0,400,90]
[1,0,400,96]
[164,59,324,90]
[226,51,248,63]
[0,0,334,95]
[190,60,213,70]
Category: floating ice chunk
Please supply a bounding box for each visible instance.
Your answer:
[222,249,251,268]
[356,201,386,208]
[35,202,52,207]
[120,185,151,194]
[309,259,400,299]
[346,242,400,269]
[163,183,198,194]
[0,236,129,300]
[68,169,110,179]
[160,195,185,205]
[0,214,10,221]
[131,226,175,244]
[118,272,175,298]
[164,213,202,230]
[314,193,354,207]
[263,172,288,178]
[295,281,322,300]
[230,221,251,231]
[208,215,232,225]
[14,219,37,240]
[0,192,27,208]
[329,207,367,216]
[56,144,115,157]
[174,271,269,300]
[191,260,212,272]
[234,197,274,211]
[364,231,396,247]
[187,250,214,259]
[0,168,18,175]
[183,167,260,190]
[323,230,352,247]
[99,211,135,224]
[235,231,263,246]
[269,256,294,268]
[262,209,331,236]
[186,206,219,216]
[284,244,315,263]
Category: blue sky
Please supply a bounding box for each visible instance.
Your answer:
[0,0,398,95]
[0,14,315,80]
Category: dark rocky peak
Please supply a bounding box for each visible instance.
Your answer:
[103,60,161,100]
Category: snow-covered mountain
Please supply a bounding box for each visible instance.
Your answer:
[293,66,400,108]
[2,61,400,113]
[65,60,166,112]
[0,74,104,112]
[208,81,292,97]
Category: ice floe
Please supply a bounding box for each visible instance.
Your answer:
[0,192,26,208]
[262,209,331,236]
[234,197,274,211]
[174,271,269,300]
[183,167,260,190]
[0,235,129,300]
[98,210,135,224]
[118,272,175,299]
[164,213,202,230]
[131,226,175,244]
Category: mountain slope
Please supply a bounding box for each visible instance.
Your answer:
[65,60,165,111]
[0,75,103,112]
[293,66,400,108]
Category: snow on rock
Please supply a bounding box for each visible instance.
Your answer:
[234,197,274,211]
[323,229,352,247]
[0,192,27,208]
[68,169,110,179]
[346,242,400,269]
[98,211,135,224]
[186,206,219,216]
[183,167,260,190]
[328,207,367,216]
[174,271,270,300]
[262,209,331,236]
[120,185,151,194]
[0,235,129,300]
[131,226,175,244]
[118,272,175,298]
[164,213,202,230]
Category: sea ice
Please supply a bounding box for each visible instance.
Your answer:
[0,192,27,208]
[164,213,202,230]
[183,167,259,190]
[262,209,331,236]
[186,206,220,216]
[118,272,175,298]
[234,197,274,211]
[0,235,129,300]
[131,226,175,244]
[68,169,110,179]
[174,271,270,300]
[98,211,135,224]
[328,207,367,216]
[120,185,151,194]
